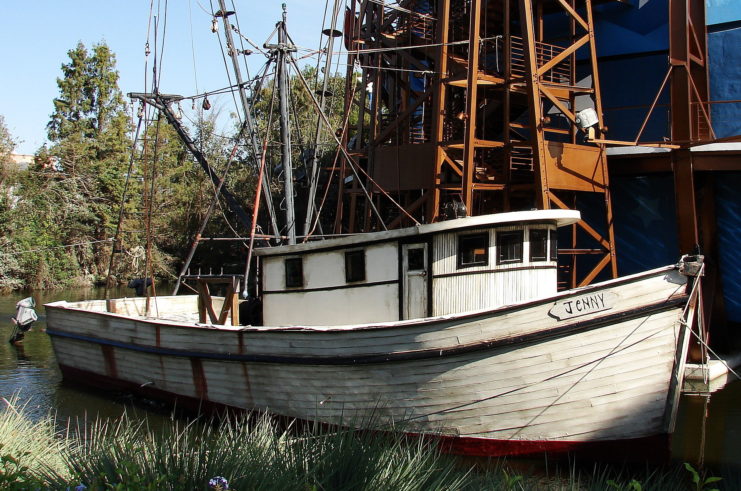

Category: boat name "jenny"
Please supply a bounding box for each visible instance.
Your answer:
[548,291,619,321]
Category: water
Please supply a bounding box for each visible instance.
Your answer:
[0,288,739,468]
[0,287,172,425]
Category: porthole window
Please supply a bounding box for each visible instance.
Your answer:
[550,229,558,261]
[530,229,548,262]
[285,257,304,288]
[458,233,489,268]
[497,230,524,265]
[345,250,366,282]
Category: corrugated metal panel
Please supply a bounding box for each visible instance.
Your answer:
[432,225,558,316]
[716,172,741,323]
[610,175,678,276]
[433,269,556,316]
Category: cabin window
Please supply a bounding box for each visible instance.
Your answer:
[407,247,426,271]
[497,230,523,265]
[550,229,558,261]
[530,229,548,262]
[458,233,489,268]
[345,250,366,282]
[284,258,304,288]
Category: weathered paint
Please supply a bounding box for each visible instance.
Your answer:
[46,266,691,452]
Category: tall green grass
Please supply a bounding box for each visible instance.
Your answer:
[0,397,737,490]
[0,396,71,485]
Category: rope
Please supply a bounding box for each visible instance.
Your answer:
[188,0,200,95]
[687,321,741,383]
[209,0,242,122]
[402,320,665,430]
[228,0,256,82]
[393,269,706,432]
[331,36,501,56]
[0,239,114,256]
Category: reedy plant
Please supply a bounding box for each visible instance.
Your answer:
[0,395,72,485]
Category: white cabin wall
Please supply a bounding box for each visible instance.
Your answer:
[262,284,399,326]
[432,226,558,316]
[262,243,399,326]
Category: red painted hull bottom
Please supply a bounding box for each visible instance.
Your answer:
[58,364,671,463]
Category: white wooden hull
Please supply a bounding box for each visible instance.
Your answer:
[46,265,692,457]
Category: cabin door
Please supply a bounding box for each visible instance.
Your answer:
[402,243,428,319]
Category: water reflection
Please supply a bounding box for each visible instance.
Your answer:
[0,288,739,466]
[0,287,172,426]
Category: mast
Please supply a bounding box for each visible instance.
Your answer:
[215,0,280,240]
[274,4,297,244]
[302,0,343,237]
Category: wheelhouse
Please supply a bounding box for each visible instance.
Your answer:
[254,210,580,326]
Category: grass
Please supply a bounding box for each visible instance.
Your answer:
[0,396,71,484]
[0,397,737,490]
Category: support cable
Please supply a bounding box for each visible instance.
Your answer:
[173,119,254,294]
[241,82,279,298]
[104,110,146,301]
[304,78,359,241]
[288,54,420,228]
[303,0,343,236]
[216,0,281,239]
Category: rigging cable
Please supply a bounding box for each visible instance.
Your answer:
[104,110,146,301]
[143,111,163,317]
[304,77,360,241]
[209,0,242,123]
[289,55,419,229]
[242,74,279,297]
[188,0,200,96]
[1,239,115,257]
[229,0,258,79]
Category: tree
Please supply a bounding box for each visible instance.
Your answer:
[0,115,25,290]
[0,41,135,288]
[0,115,16,187]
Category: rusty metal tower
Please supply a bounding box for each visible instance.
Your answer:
[338,0,622,287]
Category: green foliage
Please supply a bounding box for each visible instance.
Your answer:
[2,396,741,491]
[0,446,38,489]
[0,116,27,291]
[684,462,722,491]
[607,478,643,490]
[0,396,72,487]
[0,42,133,290]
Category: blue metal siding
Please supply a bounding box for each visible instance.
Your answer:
[708,24,741,138]
[611,174,679,276]
[715,172,741,323]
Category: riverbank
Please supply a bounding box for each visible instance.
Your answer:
[1,397,738,490]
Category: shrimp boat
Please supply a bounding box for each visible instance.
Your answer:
[45,209,702,459]
[45,0,703,460]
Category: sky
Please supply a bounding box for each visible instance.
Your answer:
[2,1,740,155]
[0,1,334,155]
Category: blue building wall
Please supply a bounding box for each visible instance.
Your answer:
[716,173,741,322]
[610,174,679,276]
[708,22,741,138]
[585,0,741,141]
[586,1,741,322]
[587,0,671,142]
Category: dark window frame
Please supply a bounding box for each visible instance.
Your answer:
[284,257,304,288]
[345,249,366,282]
[529,228,548,262]
[457,233,489,269]
[550,229,558,261]
[407,246,426,271]
[496,230,524,265]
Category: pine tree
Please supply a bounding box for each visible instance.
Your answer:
[0,115,15,186]
[36,41,133,284]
